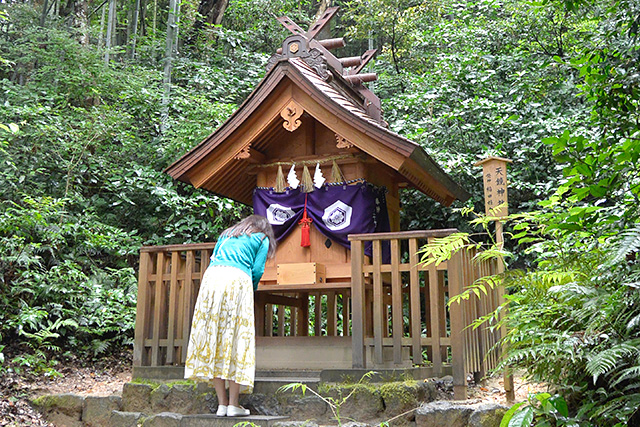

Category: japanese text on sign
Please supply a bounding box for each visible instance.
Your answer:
[475,157,511,218]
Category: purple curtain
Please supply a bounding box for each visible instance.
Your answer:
[253,182,390,260]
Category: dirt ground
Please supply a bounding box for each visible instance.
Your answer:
[0,350,132,427]
[467,372,548,404]
[0,351,544,426]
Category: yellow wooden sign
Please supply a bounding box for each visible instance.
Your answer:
[474,157,512,218]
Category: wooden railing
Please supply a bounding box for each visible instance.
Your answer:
[134,230,502,398]
[349,230,502,399]
[133,242,214,367]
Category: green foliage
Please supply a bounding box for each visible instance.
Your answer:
[0,196,138,362]
[489,3,640,422]
[221,0,313,54]
[501,393,575,427]
[433,209,640,425]
[0,4,638,427]
[413,5,640,423]
[342,0,592,237]
[0,4,247,367]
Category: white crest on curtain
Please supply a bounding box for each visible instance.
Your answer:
[313,162,326,188]
[287,164,299,189]
[322,200,352,231]
[266,204,295,225]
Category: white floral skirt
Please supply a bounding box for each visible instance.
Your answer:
[184,265,255,390]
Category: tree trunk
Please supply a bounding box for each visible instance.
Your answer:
[104,0,117,64]
[73,0,89,45]
[314,0,332,21]
[130,0,141,59]
[126,3,132,50]
[160,0,179,132]
[139,0,147,37]
[99,3,106,48]
[153,0,157,35]
[187,0,228,43]
[40,0,50,26]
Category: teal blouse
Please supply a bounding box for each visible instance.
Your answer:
[209,232,270,290]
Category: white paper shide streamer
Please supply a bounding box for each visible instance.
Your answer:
[313,162,326,188]
[287,164,300,189]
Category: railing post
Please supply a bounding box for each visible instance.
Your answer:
[350,239,365,368]
[133,251,152,367]
[182,250,195,363]
[151,251,166,366]
[428,261,442,375]
[166,251,180,365]
[372,240,384,366]
[390,239,403,365]
[448,250,467,400]
[408,238,422,365]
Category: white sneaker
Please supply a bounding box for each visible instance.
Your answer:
[227,405,250,417]
[215,405,227,416]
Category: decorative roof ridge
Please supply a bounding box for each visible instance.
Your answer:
[289,58,368,114]
[267,7,382,123]
[287,58,425,152]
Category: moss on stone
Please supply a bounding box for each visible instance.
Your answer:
[379,380,420,406]
[31,393,85,420]
[31,393,84,410]
[318,378,420,403]
[130,378,164,390]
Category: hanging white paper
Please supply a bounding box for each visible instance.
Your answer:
[287,164,300,189]
[313,162,326,188]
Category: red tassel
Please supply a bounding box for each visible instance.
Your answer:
[299,194,312,247]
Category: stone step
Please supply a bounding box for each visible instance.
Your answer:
[132,367,322,382]
[136,412,289,427]
[254,376,320,394]
[256,370,321,379]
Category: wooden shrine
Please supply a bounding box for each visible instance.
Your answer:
[134,8,503,400]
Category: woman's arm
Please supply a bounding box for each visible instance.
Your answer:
[251,236,269,289]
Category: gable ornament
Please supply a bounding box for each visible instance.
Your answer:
[335,134,354,149]
[234,145,251,160]
[281,100,304,132]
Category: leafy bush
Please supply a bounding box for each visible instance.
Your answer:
[0,7,246,368]
[0,196,139,360]
[422,209,640,426]
[499,233,640,426]
[501,392,574,427]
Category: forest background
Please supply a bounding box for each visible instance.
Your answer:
[0,0,639,425]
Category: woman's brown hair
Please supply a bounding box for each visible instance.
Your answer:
[220,215,277,258]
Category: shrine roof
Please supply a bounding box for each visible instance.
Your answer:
[165,14,469,207]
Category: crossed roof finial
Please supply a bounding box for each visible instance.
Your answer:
[268,7,377,84]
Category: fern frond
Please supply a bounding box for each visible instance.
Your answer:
[611,365,640,388]
[586,343,640,383]
[548,283,596,297]
[588,391,640,422]
[472,248,512,264]
[535,270,576,288]
[610,224,640,265]
[627,314,640,331]
[90,339,109,356]
[449,274,503,306]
